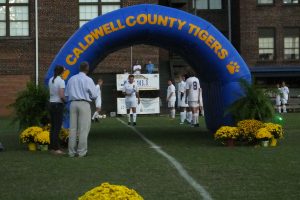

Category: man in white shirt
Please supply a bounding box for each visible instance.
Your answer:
[92,79,103,121]
[167,80,176,119]
[177,75,189,124]
[132,60,142,75]
[65,62,98,158]
[185,72,203,127]
[280,81,289,113]
[122,74,140,126]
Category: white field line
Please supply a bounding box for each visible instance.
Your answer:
[116,118,213,200]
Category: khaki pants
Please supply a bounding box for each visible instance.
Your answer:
[69,101,91,157]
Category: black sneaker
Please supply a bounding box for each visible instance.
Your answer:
[194,124,200,127]
[133,122,136,126]
[128,122,131,125]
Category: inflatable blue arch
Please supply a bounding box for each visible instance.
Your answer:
[45,4,251,131]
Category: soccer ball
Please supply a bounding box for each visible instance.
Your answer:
[96,115,103,119]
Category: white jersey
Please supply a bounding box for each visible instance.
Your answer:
[123,81,139,101]
[133,65,141,74]
[95,84,102,108]
[167,84,176,102]
[186,76,201,102]
[178,81,188,107]
[280,86,289,101]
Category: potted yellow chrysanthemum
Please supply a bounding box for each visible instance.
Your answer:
[263,123,284,146]
[34,131,50,151]
[20,126,43,151]
[214,126,240,146]
[255,128,273,147]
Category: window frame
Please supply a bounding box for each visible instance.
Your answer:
[194,0,223,10]
[257,0,274,6]
[258,27,276,61]
[78,0,122,27]
[0,0,30,37]
[283,27,300,61]
[282,0,300,5]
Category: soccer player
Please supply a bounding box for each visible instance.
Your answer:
[177,75,189,124]
[280,81,289,113]
[167,80,176,119]
[185,72,203,127]
[122,74,140,126]
[275,83,282,113]
[92,79,103,122]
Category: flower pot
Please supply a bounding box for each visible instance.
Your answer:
[39,144,48,151]
[28,143,37,151]
[270,138,277,147]
[260,140,269,147]
[227,138,235,147]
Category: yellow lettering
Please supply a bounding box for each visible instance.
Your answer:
[84,34,94,45]
[218,49,228,59]
[73,47,83,58]
[110,22,119,32]
[177,19,186,30]
[102,23,112,34]
[66,54,77,65]
[198,30,208,41]
[157,15,168,26]
[79,42,89,51]
[116,19,125,29]
[168,17,177,28]
[210,40,222,55]
[90,27,104,39]
[205,35,215,47]
[188,23,198,34]
[61,69,70,80]
[148,14,157,25]
[137,14,147,25]
[194,27,200,36]
[126,16,136,27]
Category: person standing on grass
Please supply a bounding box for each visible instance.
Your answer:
[167,80,176,119]
[65,62,98,158]
[280,81,289,113]
[185,72,202,127]
[48,65,66,155]
[177,75,189,124]
[92,79,104,122]
[275,83,282,113]
[123,74,140,126]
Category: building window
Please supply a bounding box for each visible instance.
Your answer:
[257,0,274,4]
[79,0,121,27]
[283,0,299,4]
[258,28,275,61]
[284,28,299,60]
[194,0,222,10]
[0,0,29,37]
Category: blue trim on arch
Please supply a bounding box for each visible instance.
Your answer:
[45,4,251,130]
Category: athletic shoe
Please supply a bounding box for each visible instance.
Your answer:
[194,124,200,127]
[128,122,131,125]
[133,122,136,126]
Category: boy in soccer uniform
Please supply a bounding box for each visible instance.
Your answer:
[185,73,203,127]
[92,79,103,121]
[275,83,282,113]
[167,80,176,119]
[280,81,289,113]
[177,75,189,124]
[122,74,140,126]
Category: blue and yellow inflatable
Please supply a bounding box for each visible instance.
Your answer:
[45,4,251,130]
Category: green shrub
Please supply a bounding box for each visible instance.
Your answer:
[9,81,49,130]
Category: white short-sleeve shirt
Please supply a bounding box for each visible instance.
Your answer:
[49,76,65,103]
[167,84,176,102]
[123,81,139,101]
[133,65,141,74]
[185,76,200,102]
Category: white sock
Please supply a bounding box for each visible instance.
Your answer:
[201,109,204,116]
[92,111,98,120]
[195,112,199,124]
[188,111,192,122]
[193,113,197,125]
[133,113,137,122]
[180,112,185,123]
[171,109,175,118]
[278,106,281,113]
[283,105,287,113]
[127,114,131,122]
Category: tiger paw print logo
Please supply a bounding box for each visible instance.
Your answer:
[226,61,240,75]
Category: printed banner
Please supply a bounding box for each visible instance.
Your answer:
[117,98,160,114]
[116,74,160,91]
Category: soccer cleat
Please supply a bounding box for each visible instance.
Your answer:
[133,122,136,126]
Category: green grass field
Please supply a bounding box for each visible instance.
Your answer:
[0,114,300,200]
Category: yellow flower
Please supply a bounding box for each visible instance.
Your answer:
[255,128,273,140]
[78,182,144,200]
[34,131,50,145]
[237,119,264,141]
[20,126,43,144]
[59,128,69,141]
[214,126,240,140]
[264,123,284,139]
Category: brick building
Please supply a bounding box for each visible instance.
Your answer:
[0,0,300,116]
